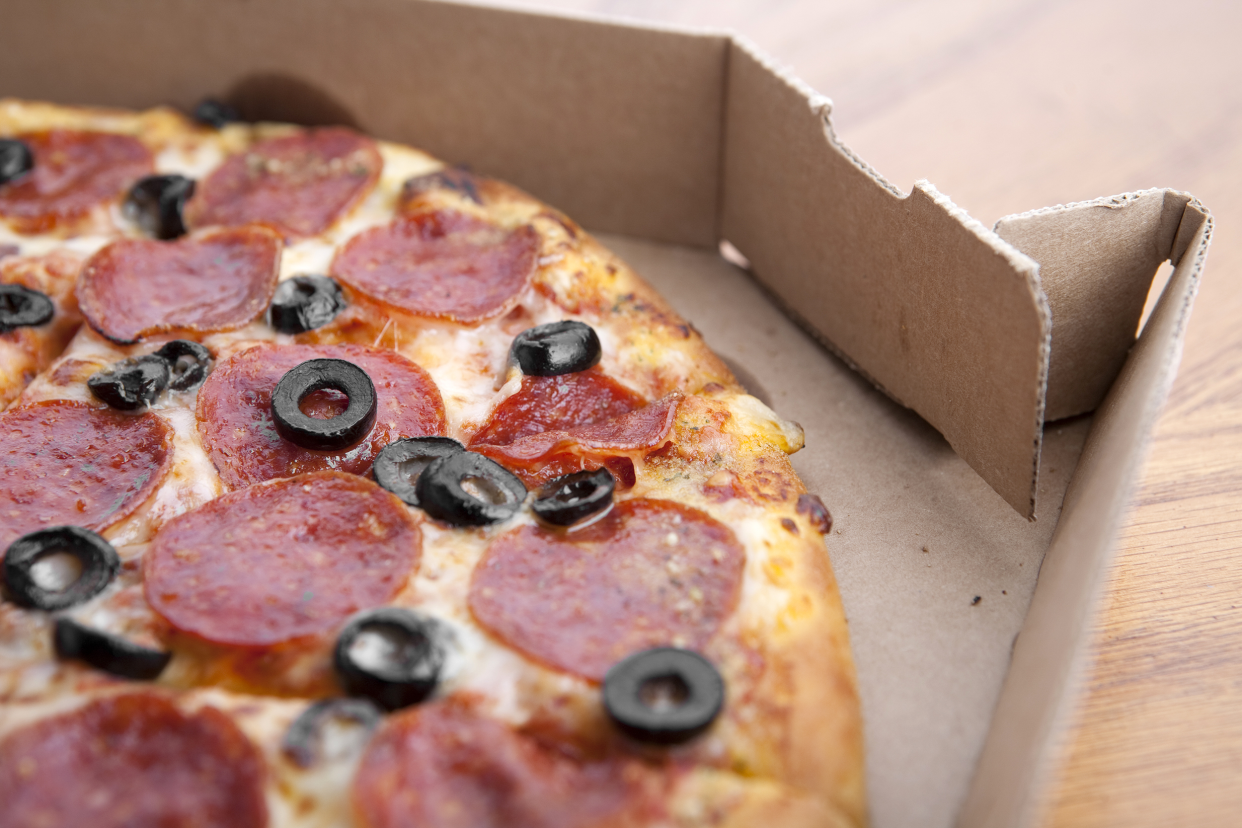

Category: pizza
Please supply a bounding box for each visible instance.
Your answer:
[0,99,864,828]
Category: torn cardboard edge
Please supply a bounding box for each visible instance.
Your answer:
[719,36,1208,519]
[716,36,1214,822]
[994,188,1202,421]
[960,202,1212,828]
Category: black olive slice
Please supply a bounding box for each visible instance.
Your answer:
[53,617,172,681]
[510,320,602,376]
[124,174,196,240]
[373,437,465,506]
[268,275,348,334]
[2,527,121,611]
[0,138,33,186]
[153,339,213,391]
[193,98,242,129]
[602,647,725,746]
[271,358,377,451]
[87,354,171,411]
[0,284,54,334]
[334,608,447,712]
[281,697,384,768]
[414,451,526,526]
[531,468,615,527]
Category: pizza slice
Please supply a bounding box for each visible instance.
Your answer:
[0,100,865,828]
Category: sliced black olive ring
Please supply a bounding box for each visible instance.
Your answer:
[0,138,33,186]
[373,436,465,506]
[124,174,195,240]
[271,358,377,451]
[268,275,348,334]
[0,283,55,334]
[154,339,213,391]
[53,617,172,681]
[193,98,242,129]
[532,468,615,527]
[2,527,121,611]
[281,697,384,768]
[510,320,602,376]
[414,451,527,526]
[602,647,725,746]
[334,608,447,712]
[87,354,171,411]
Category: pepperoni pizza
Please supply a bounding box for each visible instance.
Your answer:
[0,99,864,828]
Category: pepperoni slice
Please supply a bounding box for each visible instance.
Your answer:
[77,225,281,344]
[331,209,539,323]
[354,699,651,828]
[197,342,446,489]
[472,394,681,488]
[0,401,174,551]
[469,498,745,681]
[469,369,645,447]
[0,692,266,828]
[185,127,382,238]
[0,130,153,234]
[145,471,419,648]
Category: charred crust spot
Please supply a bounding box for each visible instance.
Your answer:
[400,166,483,208]
[780,517,799,535]
[700,382,726,395]
[750,457,794,503]
[50,359,102,386]
[536,210,579,239]
[796,493,833,534]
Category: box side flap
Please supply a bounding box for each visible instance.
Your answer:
[720,39,1050,517]
[995,190,1193,420]
[0,0,728,246]
[959,202,1212,828]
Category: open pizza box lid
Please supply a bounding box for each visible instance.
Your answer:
[0,1,1212,825]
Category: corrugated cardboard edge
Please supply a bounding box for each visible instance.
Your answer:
[996,189,1193,421]
[720,36,1050,517]
[958,198,1212,828]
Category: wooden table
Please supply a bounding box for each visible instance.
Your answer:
[493,1,1242,823]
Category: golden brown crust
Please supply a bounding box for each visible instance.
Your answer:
[636,392,864,823]
[670,768,860,828]
[0,250,84,408]
[388,165,739,397]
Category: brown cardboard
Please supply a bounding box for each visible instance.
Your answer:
[0,2,1214,826]
[961,199,1211,828]
[995,189,1195,420]
[0,0,728,247]
[721,39,1051,517]
[599,234,1094,828]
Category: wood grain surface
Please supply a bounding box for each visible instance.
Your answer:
[490,1,1242,824]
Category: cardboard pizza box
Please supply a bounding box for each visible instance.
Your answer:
[0,1,1212,826]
